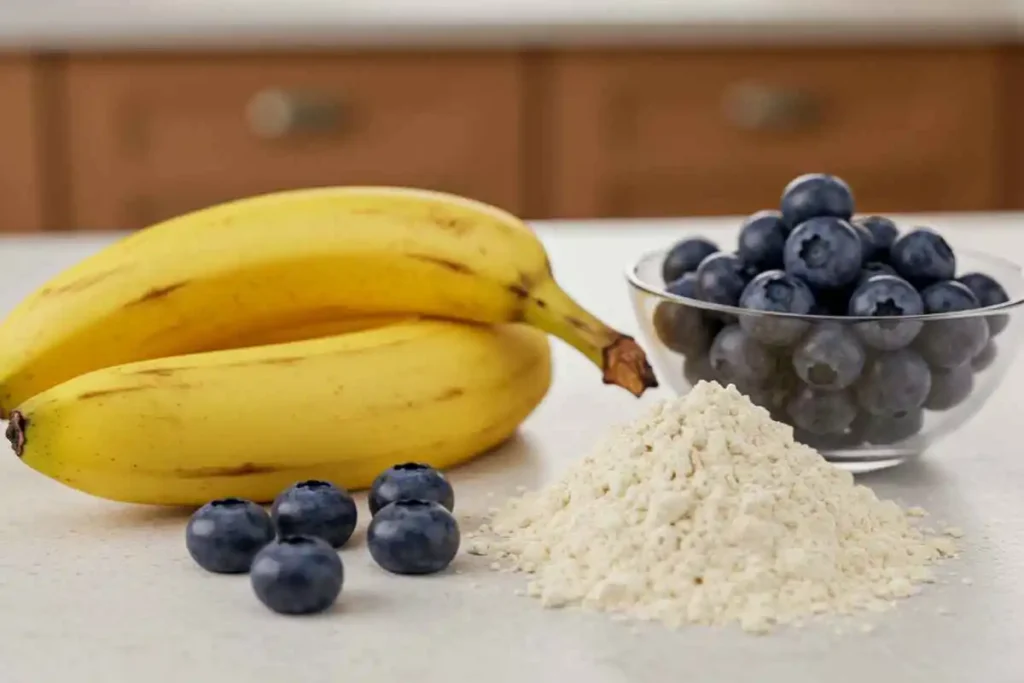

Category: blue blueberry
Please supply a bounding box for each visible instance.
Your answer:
[783,217,863,290]
[858,261,898,286]
[925,363,974,411]
[653,273,721,355]
[972,341,997,371]
[738,270,815,346]
[743,370,798,421]
[780,173,855,228]
[662,237,719,284]
[848,275,924,350]
[791,323,865,391]
[250,536,343,615]
[920,280,980,313]
[271,480,358,549]
[856,410,925,445]
[915,318,989,370]
[367,499,460,575]
[708,325,780,387]
[889,228,956,287]
[683,353,715,386]
[786,386,857,436]
[856,349,932,417]
[853,216,899,260]
[958,272,1010,336]
[695,252,750,308]
[737,211,788,270]
[369,463,455,516]
[185,498,275,574]
[850,221,876,263]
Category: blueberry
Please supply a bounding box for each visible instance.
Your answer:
[889,228,956,287]
[853,216,899,260]
[708,325,780,387]
[367,499,460,575]
[653,273,721,355]
[925,363,974,411]
[737,210,788,270]
[848,275,924,350]
[185,498,275,574]
[850,221,876,263]
[856,410,925,445]
[858,261,898,286]
[958,272,1010,336]
[743,371,797,422]
[737,270,815,346]
[856,349,932,417]
[972,341,997,371]
[682,353,715,386]
[271,480,358,549]
[369,463,455,516]
[791,323,865,391]
[250,536,343,615]
[915,318,989,370]
[920,280,980,313]
[783,217,863,290]
[786,386,857,436]
[662,237,719,284]
[780,173,855,228]
[695,252,750,308]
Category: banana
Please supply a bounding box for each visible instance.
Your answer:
[0,187,655,413]
[5,319,551,506]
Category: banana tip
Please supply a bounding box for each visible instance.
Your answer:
[5,410,26,458]
[602,337,659,397]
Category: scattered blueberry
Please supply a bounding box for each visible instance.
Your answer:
[250,536,343,615]
[925,363,974,411]
[958,272,1010,336]
[856,349,932,417]
[186,498,275,574]
[367,500,460,575]
[738,270,815,346]
[738,211,788,270]
[791,323,865,391]
[662,237,719,284]
[848,275,924,350]
[787,386,858,436]
[695,252,750,308]
[858,261,898,287]
[783,216,863,289]
[889,228,956,287]
[708,325,780,387]
[271,480,358,549]
[653,273,721,355]
[780,173,855,228]
[856,410,925,445]
[369,463,455,516]
[854,215,899,260]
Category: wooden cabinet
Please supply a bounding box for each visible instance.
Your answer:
[0,57,44,232]
[1006,47,1024,209]
[543,48,1001,218]
[62,54,525,229]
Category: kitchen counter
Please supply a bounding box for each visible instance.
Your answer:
[0,0,1021,49]
[0,213,1023,682]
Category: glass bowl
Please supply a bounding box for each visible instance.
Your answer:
[626,248,1024,472]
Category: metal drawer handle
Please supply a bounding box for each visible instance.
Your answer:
[245,88,346,139]
[722,83,821,132]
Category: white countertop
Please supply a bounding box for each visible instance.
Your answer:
[0,0,1021,50]
[1,213,1023,682]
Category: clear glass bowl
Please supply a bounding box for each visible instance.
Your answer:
[626,248,1024,472]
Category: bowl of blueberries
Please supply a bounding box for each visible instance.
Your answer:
[627,173,1024,471]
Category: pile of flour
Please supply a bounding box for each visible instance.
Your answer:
[469,381,959,634]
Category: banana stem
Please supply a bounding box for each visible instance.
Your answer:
[523,279,658,397]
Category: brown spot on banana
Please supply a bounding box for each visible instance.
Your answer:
[132,368,178,377]
[125,281,189,307]
[408,254,477,276]
[77,385,153,400]
[38,266,127,297]
[6,410,27,457]
[175,462,282,478]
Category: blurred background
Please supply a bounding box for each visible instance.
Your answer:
[0,0,1022,232]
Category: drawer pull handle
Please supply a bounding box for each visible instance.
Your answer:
[246,89,345,139]
[723,83,821,132]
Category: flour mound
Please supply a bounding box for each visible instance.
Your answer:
[470,381,958,633]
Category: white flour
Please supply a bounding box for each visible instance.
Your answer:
[469,381,959,633]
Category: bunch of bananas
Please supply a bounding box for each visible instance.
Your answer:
[0,187,656,505]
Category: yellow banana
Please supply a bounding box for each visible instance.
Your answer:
[6,319,551,506]
[0,187,655,412]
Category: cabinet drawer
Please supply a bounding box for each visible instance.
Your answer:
[545,48,1000,218]
[64,54,524,229]
[0,57,44,232]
